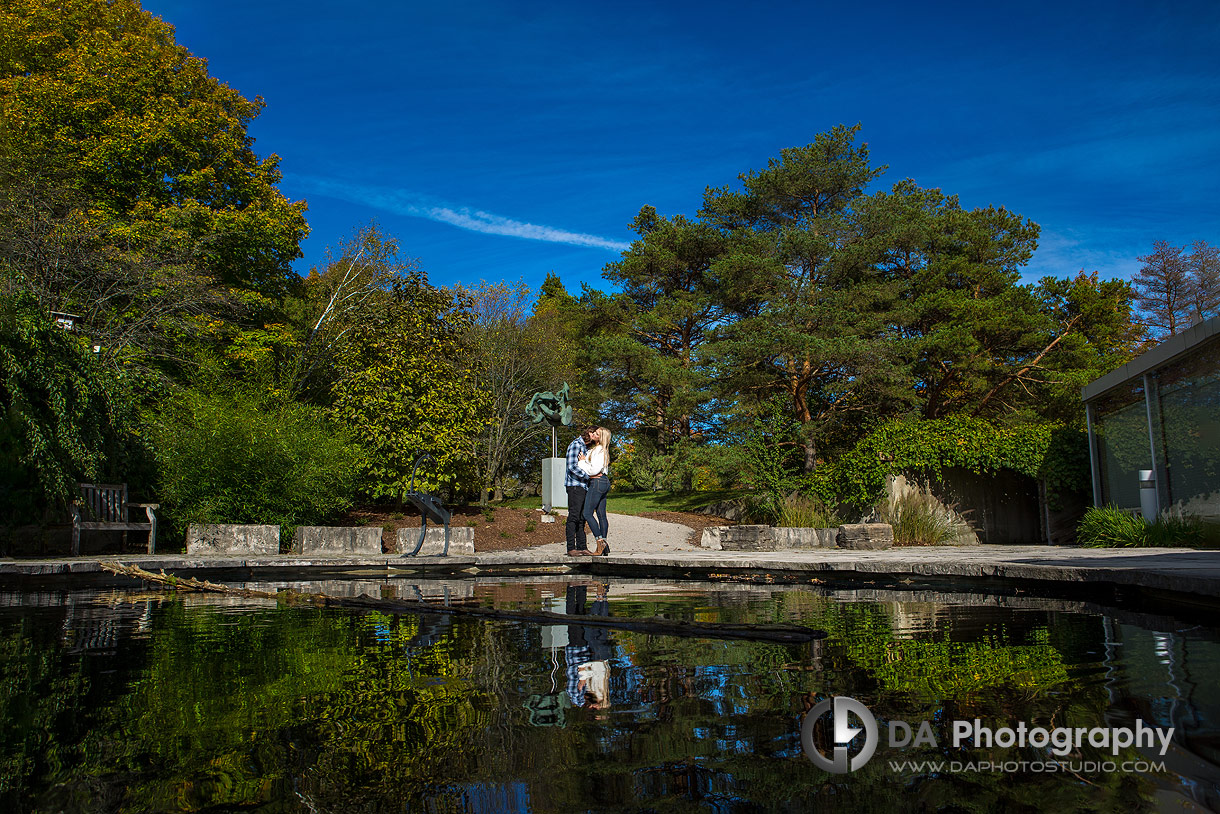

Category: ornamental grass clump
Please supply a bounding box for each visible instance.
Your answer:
[1076,506,1145,547]
[876,490,958,546]
[1077,507,1204,548]
[776,493,839,528]
[1146,515,1206,547]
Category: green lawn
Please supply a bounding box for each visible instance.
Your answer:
[499,489,738,516]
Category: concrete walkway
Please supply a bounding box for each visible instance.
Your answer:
[5,512,1220,603]
[469,512,1220,600]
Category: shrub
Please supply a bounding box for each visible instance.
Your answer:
[0,293,150,525]
[1077,506,1205,548]
[1076,506,1144,547]
[1145,515,1206,548]
[825,416,1088,514]
[152,389,364,541]
[731,401,816,524]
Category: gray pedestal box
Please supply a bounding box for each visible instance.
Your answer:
[542,457,567,510]
[1139,469,1159,521]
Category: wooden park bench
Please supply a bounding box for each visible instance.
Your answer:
[70,483,158,555]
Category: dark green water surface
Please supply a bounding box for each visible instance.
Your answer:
[1,577,1218,813]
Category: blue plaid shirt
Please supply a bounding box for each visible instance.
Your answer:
[565,436,589,489]
[565,644,593,705]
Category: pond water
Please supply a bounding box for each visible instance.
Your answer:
[1,576,1218,813]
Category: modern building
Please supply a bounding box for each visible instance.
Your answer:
[1083,315,1220,521]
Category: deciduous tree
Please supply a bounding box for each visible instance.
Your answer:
[1185,239,1220,326]
[0,0,307,365]
[1133,240,1191,338]
[0,291,143,523]
[459,279,576,502]
[288,223,416,402]
[329,278,488,502]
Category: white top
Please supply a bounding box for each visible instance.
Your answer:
[578,445,609,477]
[578,660,609,701]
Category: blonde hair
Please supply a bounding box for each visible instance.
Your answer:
[598,427,611,451]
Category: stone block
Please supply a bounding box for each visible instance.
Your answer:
[698,501,745,521]
[772,527,838,549]
[186,524,280,556]
[699,527,724,550]
[292,526,383,556]
[396,526,475,556]
[717,525,775,552]
[836,523,894,550]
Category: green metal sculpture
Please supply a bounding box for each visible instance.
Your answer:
[525,382,573,428]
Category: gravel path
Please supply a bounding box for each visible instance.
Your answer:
[542,511,697,556]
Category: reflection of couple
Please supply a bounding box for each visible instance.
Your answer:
[564,425,612,556]
[564,583,612,710]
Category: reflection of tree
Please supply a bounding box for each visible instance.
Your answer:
[0,590,1172,812]
[1160,365,1220,506]
[0,619,93,810]
[1096,398,1150,506]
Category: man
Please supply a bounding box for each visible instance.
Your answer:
[564,426,598,555]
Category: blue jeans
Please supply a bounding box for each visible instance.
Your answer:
[583,476,610,540]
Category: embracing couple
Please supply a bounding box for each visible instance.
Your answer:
[564,425,612,556]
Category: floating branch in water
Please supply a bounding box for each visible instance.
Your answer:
[98,562,827,644]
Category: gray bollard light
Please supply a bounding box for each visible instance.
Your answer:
[1138,469,1159,522]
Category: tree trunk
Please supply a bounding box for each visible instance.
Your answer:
[681,413,694,491]
[788,360,815,472]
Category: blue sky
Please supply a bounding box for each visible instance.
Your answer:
[148,0,1219,294]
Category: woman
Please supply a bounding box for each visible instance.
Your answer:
[577,658,611,709]
[577,426,611,556]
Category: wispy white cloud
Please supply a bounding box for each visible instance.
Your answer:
[289,175,630,251]
[1022,229,1144,284]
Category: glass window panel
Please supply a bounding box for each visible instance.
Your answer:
[1090,379,1147,510]
[1157,337,1220,519]
[1095,397,1149,509]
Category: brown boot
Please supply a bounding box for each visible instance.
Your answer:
[592,538,608,556]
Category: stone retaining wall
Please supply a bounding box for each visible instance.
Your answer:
[699,524,892,551]
[396,526,475,556]
[186,524,280,556]
[836,523,895,550]
[772,527,839,549]
[292,527,383,556]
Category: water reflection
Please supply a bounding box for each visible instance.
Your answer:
[0,579,1218,812]
[563,583,613,712]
